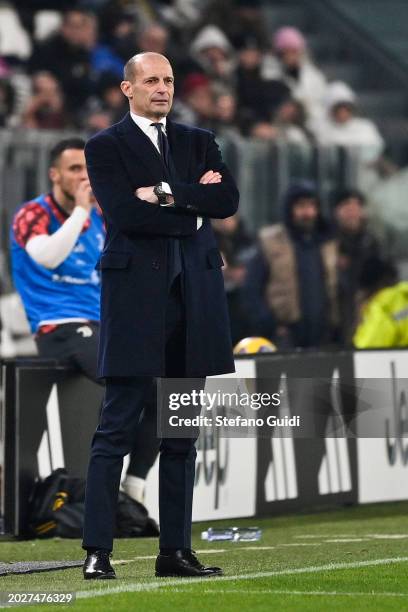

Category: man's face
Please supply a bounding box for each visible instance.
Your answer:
[49,149,88,201]
[335,197,365,232]
[279,49,302,69]
[138,25,168,54]
[121,56,174,120]
[62,11,97,50]
[332,103,354,124]
[291,197,319,232]
[186,85,214,118]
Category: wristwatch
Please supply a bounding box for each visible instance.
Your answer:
[154,182,174,207]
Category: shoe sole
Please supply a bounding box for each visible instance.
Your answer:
[155,571,223,578]
[84,574,116,580]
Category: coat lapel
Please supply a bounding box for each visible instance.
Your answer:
[115,113,191,183]
[116,113,167,183]
[166,118,191,182]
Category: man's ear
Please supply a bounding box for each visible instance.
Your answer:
[120,80,133,99]
[49,166,58,183]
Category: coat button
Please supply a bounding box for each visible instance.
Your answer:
[152,260,160,270]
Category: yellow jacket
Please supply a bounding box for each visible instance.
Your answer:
[354,282,408,348]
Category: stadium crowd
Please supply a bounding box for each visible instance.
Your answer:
[1,0,405,351]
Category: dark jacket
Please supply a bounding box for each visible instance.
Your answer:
[243,181,338,348]
[85,112,239,377]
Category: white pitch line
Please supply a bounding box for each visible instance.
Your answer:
[111,547,276,564]
[295,534,358,539]
[149,588,408,598]
[76,556,408,600]
[368,534,408,540]
[110,544,327,565]
[325,539,366,543]
[279,543,321,547]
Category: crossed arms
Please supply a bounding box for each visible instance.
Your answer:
[85,131,239,238]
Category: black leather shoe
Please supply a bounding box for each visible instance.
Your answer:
[155,549,223,577]
[83,550,116,580]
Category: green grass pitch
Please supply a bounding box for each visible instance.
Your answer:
[1,502,408,611]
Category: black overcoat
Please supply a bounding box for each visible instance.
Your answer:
[85,113,239,377]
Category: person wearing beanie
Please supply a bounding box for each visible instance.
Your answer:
[190,24,236,89]
[242,180,339,349]
[261,26,328,131]
[314,81,384,162]
[353,257,408,348]
[172,72,217,130]
[332,188,381,344]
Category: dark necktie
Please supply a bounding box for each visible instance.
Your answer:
[151,122,171,174]
[151,122,182,287]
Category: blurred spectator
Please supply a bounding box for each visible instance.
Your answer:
[97,5,138,60]
[0,3,31,60]
[249,121,279,141]
[243,181,339,349]
[29,9,98,114]
[137,22,168,55]
[353,257,408,348]
[203,0,268,51]
[235,36,290,135]
[332,188,381,344]
[83,107,113,133]
[249,98,311,145]
[22,71,70,129]
[262,26,328,131]
[159,0,209,31]
[190,25,236,89]
[273,98,311,145]
[315,81,384,162]
[80,71,126,132]
[175,72,216,129]
[213,89,241,139]
[213,213,255,343]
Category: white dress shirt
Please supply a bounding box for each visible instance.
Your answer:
[130,112,167,152]
[130,112,202,229]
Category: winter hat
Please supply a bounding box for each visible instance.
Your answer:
[181,73,211,98]
[325,81,356,110]
[331,188,366,209]
[273,27,306,53]
[191,25,232,56]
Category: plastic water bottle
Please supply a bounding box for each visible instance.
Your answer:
[201,527,262,542]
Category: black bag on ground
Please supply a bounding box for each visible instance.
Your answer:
[28,468,159,538]
[28,468,84,538]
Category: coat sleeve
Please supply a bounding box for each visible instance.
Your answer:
[171,132,239,219]
[85,133,197,237]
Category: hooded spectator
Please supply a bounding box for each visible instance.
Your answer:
[315,81,384,162]
[261,26,328,131]
[243,180,339,348]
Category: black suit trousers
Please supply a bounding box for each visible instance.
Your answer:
[82,275,200,551]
